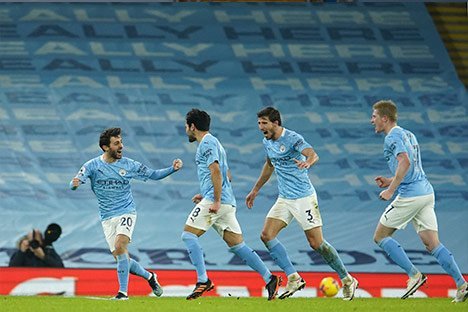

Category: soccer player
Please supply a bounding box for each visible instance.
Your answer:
[182,108,281,301]
[370,100,467,302]
[70,127,183,300]
[246,107,358,300]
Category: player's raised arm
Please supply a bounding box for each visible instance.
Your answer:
[245,158,274,209]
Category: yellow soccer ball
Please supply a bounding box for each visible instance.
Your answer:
[319,277,340,297]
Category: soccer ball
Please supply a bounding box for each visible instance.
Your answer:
[319,277,340,297]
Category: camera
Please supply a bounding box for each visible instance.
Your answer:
[29,229,41,249]
[29,239,40,249]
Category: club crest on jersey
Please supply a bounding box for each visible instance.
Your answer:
[119,169,127,176]
[279,145,286,152]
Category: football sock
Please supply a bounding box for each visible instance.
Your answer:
[181,231,208,283]
[378,237,419,277]
[265,238,296,276]
[129,258,151,280]
[431,244,466,287]
[116,254,130,294]
[316,240,348,279]
[230,241,272,283]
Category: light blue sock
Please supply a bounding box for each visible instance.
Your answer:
[316,240,348,279]
[181,231,208,283]
[116,254,130,294]
[129,258,151,280]
[265,238,296,276]
[378,237,419,277]
[230,242,272,283]
[431,244,466,287]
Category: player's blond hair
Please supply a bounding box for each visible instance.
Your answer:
[373,100,398,122]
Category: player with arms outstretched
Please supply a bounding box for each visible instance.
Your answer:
[70,127,183,300]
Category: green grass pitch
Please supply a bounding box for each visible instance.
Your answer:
[1,296,466,312]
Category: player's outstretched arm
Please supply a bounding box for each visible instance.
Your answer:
[149,159,183,181]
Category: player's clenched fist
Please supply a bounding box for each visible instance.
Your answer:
[173,159,183,170]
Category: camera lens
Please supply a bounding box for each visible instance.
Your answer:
[29,239,40,249]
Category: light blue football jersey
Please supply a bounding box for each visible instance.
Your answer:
[73,156,166,220]
[384,126,434,197]
[263,128,315,199]
[196,133,236,206]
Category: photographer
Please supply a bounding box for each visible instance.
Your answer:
[9,223,64,268]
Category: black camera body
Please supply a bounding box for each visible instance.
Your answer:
[28,224,62,249]
[29,239,40,249]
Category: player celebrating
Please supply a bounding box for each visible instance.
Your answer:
[182,109,281,301]
[70,127,183,300]
[246,107,358,300]
[371,100,467,302]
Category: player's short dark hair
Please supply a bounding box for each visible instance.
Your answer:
[257,107,282,126]
[186,109,210,131]
[99,127,121,151]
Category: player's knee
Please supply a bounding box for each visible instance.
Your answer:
[373,234,382,245]
[113,245,126,255]
[309,240,321,250]
[260,231,271,244]
[424,241,439,253]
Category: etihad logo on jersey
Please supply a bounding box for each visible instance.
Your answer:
[96,179,129,186]
[270,155,293,167]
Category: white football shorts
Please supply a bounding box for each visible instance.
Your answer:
[185,198,242,236]
[267,193,323,231]
[101,213,137,252]
[379,193,438,232]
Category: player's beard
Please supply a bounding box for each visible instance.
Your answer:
[263,130,274,140]
[187,134,196,142]
[110,149,122,159]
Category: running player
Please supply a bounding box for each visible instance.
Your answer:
[246,107,358,300]
[371,100,467,302]
[182,109,281,301]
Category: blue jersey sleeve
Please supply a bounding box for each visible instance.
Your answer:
[70,160,93,189]
[385,133,406,158]
[291,132,312,153]
[131,159,154,181]
[149,166,175,180]
[130,159,175,181]
[201,138,220,167]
